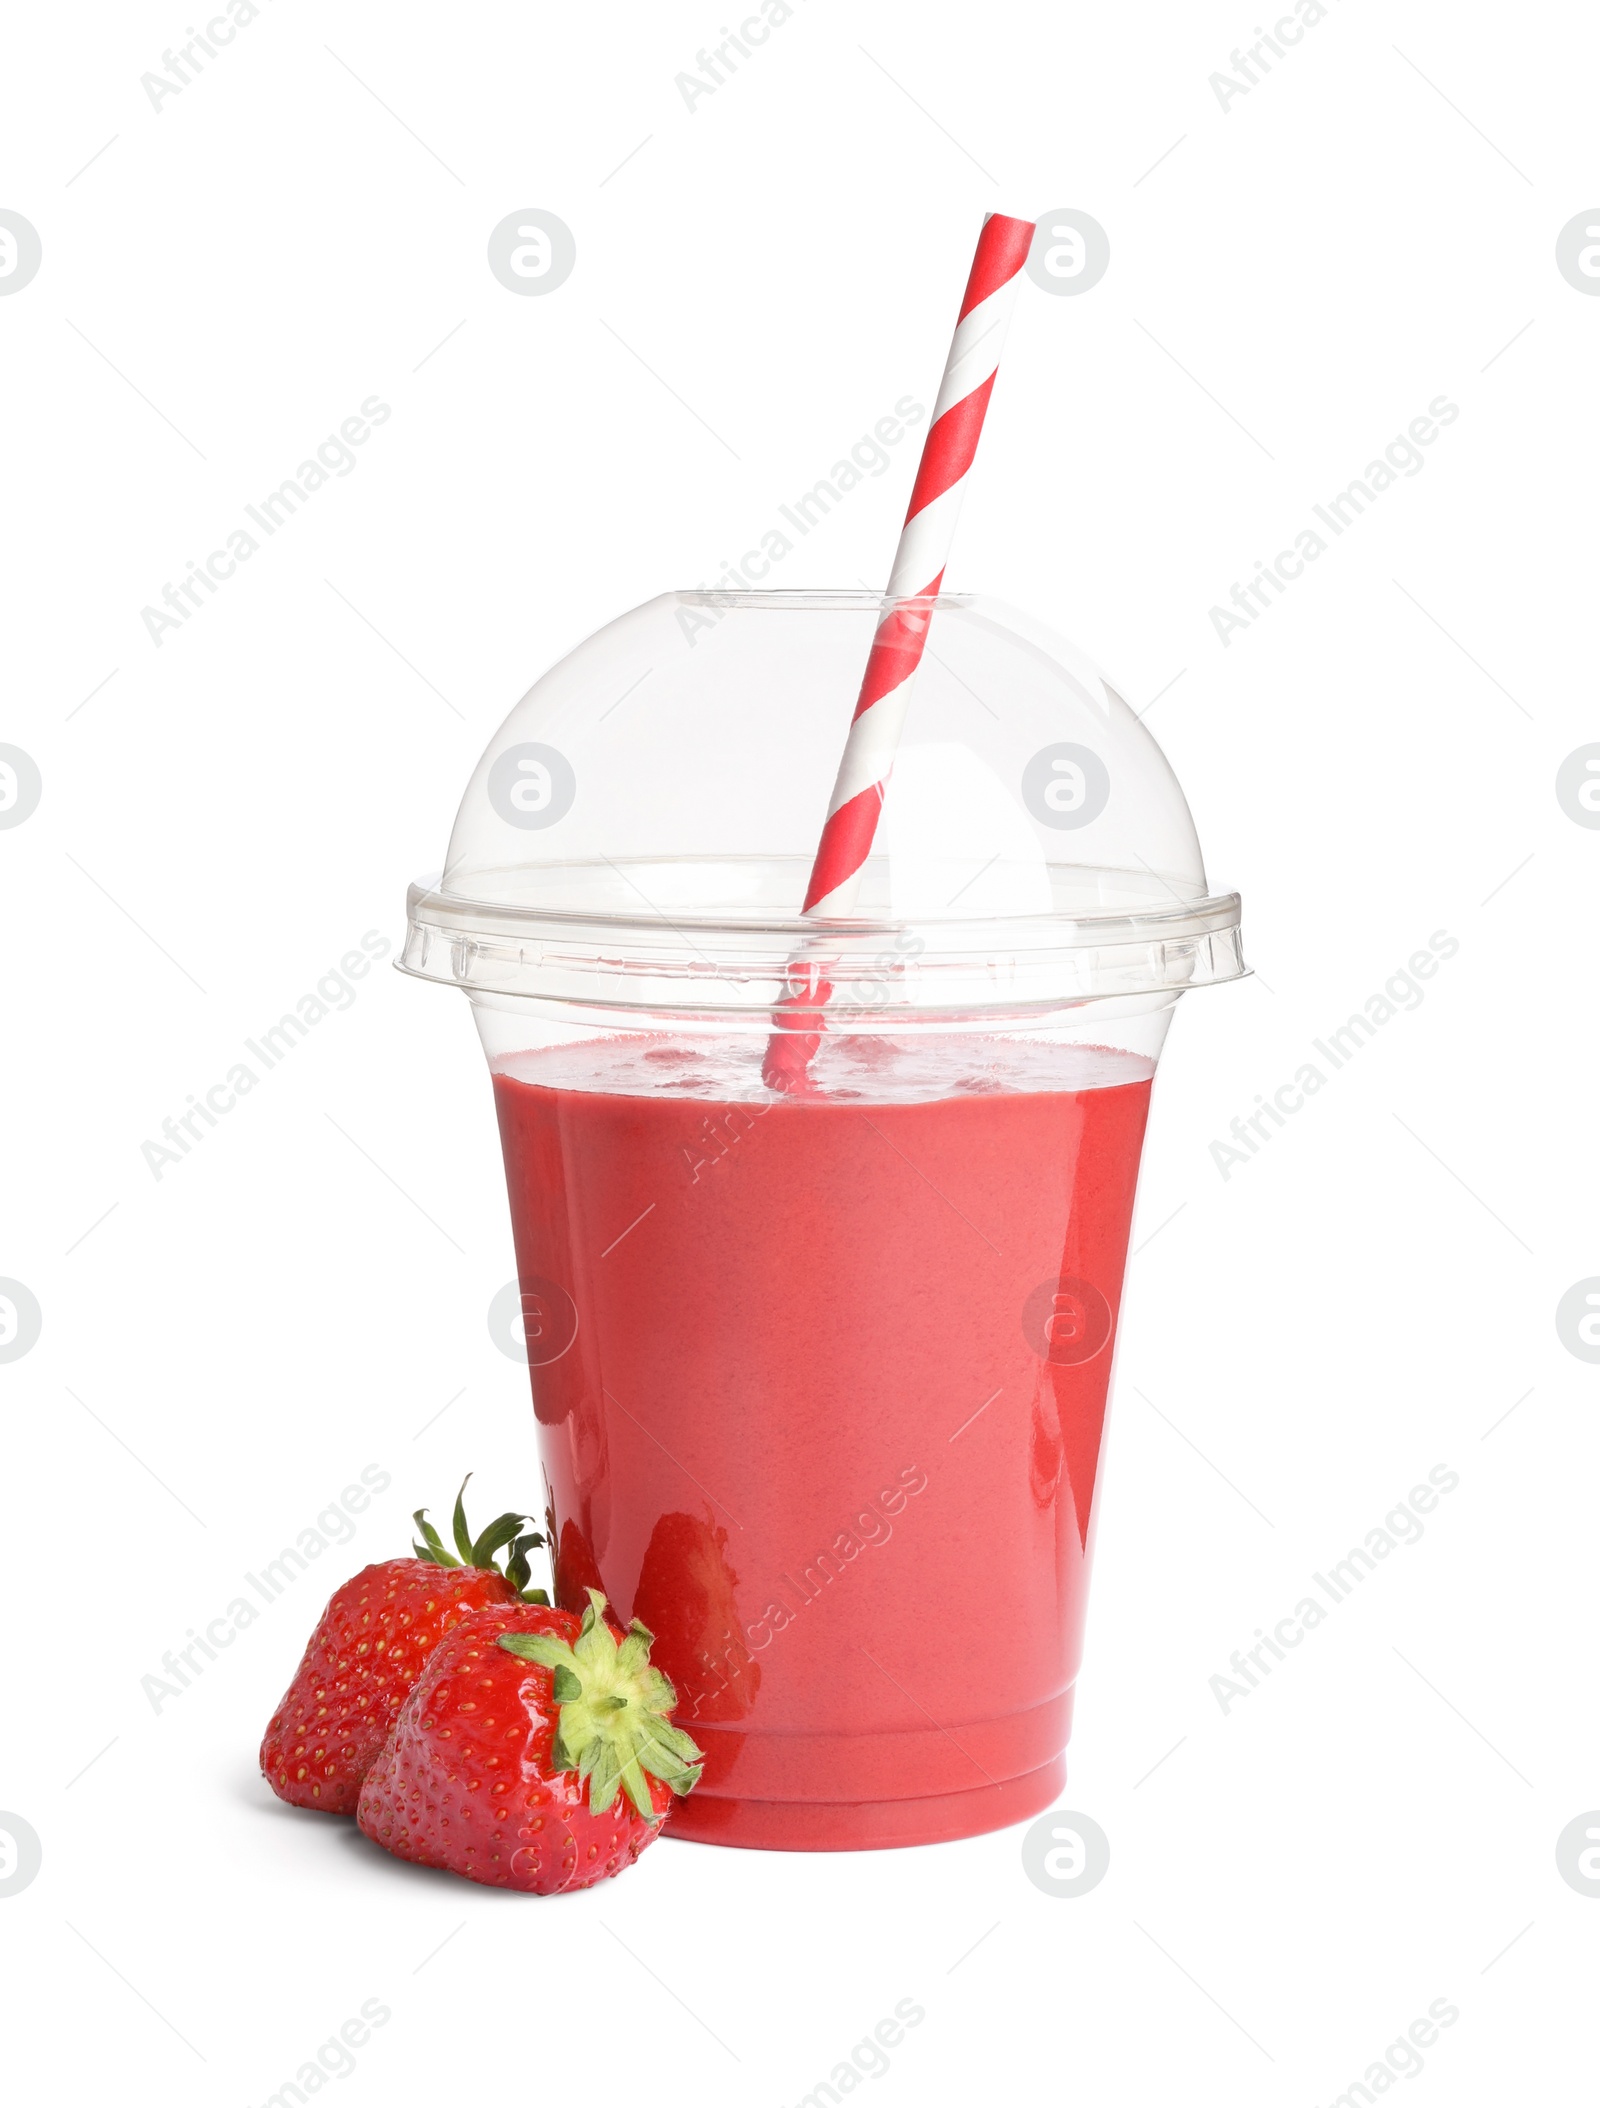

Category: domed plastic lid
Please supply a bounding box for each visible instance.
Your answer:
[402,592,1243,1023]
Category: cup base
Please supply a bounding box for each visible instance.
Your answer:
[662,1753,1066,1852]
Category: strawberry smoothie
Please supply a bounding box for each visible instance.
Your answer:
[491,1033,1152,1850]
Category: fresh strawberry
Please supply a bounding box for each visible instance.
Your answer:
[356,1589,703,1893]
[260,1479,545,1814]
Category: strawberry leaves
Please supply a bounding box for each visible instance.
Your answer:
[498,1589,704,1818]
[412,1475,549,1603]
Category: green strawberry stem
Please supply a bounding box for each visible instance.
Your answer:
[499,1590,704,1820]
[412,1475,549,1604]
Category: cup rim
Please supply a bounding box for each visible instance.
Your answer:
[401,861,1246,1013]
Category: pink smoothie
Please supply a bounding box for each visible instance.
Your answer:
[491,1033,1152,1850]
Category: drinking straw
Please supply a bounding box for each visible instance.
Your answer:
[763,211,1036,1091]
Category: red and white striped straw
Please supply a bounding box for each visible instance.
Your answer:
[763,210,1035,1090]
[798,211,1035,918]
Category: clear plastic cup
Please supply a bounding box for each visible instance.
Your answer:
[402,590,1243,1851]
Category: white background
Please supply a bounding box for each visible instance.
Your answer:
[3,1,1597,2101]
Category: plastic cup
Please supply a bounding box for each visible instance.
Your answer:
[402,590,1243,1851]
